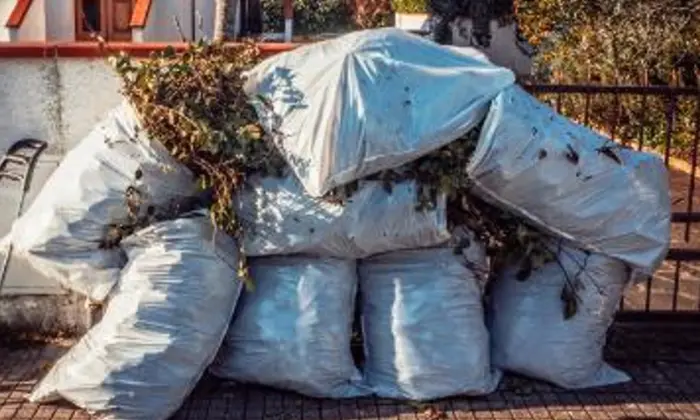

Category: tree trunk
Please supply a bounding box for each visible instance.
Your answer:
[214,0,229,42]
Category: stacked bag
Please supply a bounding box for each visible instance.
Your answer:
[0,28,671,418]
[1,104,242,419]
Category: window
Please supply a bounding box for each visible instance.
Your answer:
[75,0,134,41]
[81,0,101,32]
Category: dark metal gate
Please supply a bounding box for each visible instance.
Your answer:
[524,84,700,318]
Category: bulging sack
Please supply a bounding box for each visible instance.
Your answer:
[245,28,514,197]
[489,245,631,389]
[211,256,369,398]
[2,103,195,301]
[468,85,671,272]
[237,175,451,257]
[359,239,501,400]
[28,215,243,420]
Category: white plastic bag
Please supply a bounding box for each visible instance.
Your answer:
[28,215,243,420]
[238,175,450,257]
[468,85,671,272]
[489,245,631,389]
[211,256,369,398]
[245,28,514,197]
[1,103,194,301]
[359,240,501,400]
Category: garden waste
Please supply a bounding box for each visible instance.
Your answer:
[0,27,670,417]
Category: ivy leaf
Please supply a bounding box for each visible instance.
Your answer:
[239,123,263,141]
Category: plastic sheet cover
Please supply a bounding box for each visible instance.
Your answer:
[245,28,514,197]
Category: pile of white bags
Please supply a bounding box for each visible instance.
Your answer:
[211,256,368,398]
[12,28,672,416]
[245,27,515,197]
[359,242,501,400]
[468,85,671,272]
[489,244,631,389]
[1,103,195,301]
[29,215,243,420]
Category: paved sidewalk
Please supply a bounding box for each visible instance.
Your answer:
[1,323,700,420]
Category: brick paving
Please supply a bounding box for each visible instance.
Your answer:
[1,323,700,419]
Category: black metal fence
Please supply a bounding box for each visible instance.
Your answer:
[524,84,700,316]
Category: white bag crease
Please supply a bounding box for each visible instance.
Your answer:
[237,175,451,257]
[359,236,501,400]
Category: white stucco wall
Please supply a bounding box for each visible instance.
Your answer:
[141,0,197,42]
[453,19,533,77]
[0,0,71,42]
[0,0,218,43]
[193,0,214,41]
[0,57,123,295]
[45,0,75,41]
[0,0,15,41]
[10,0,46,41]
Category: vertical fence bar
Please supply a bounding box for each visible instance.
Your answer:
[686,94,700,242]
[664,94,676,167]
[519,83,700,314]
[556,92,563,114]
[584,93,591,127]
[672,260,682,311]
[638,94,648,151]
[611,91,620,142]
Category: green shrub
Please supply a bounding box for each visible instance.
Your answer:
[261,0,353,33]
[518,0,700,155]
[391,0,427,14]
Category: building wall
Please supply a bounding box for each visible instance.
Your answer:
[0,57,122,332]
[45,0,75,41]
[193,0,214,41]
[13,0,46,41]
[141,0,198,42]
[0,58,122,156]
[0,0,15,41]
[0,0,220,43]
[0,0,75,42]
[452,19,533,77]
[0,57,123,294]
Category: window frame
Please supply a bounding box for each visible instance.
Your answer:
[74,0,133,42]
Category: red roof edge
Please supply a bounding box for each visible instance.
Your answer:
[0,41,298,58]
[5,0,34,29]
[129,0,153,29]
